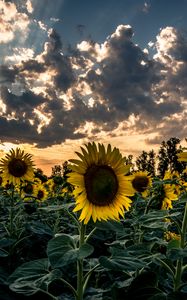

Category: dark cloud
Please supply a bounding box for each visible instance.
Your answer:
[1,22,187,147]
[0,65,18,84]
[20,60,45,73]
[1,86,46,118]
[35,93,123,146]
[76,24,85,36]
[41,29,76,92]
[145,113,187,145]
[0,116,39,145]
[85,25,165,121]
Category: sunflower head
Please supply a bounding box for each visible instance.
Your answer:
[0,172,4,187]
[131,171,152,197]
[23,182,34,194]
[163,170,180,180]
[177,151,187,162]
[159,184,178,210]
[84,164,119,206]
[33,184,48,202]
[164,231,181,242]
[67,142,135,224]
[0,148,34,185]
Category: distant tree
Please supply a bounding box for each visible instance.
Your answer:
[136,150,156,176]
[62,161,72,180]
[157,137,185,177]
[51,164,63,177]
[34,168,48,183]
[147,150,156,177]
[124,154,135,172]
[136,151,148,172]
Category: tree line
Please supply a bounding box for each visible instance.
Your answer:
[49,137,186,178]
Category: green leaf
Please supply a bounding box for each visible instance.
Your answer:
[78,243,94,259]
[142,222,168,229]
[28,221,53,236]
[138,211,180,225]
[8,258,61,296]
[8,258,49,284]
[167,248,187,261]
[96,220,125,234]
[39,202,74,212]
[0,238,15,248]
[99,255,145,271]
[47,234,93,268]
[47,234,77,268]
[167,239,180,249]
[0,248,8,257]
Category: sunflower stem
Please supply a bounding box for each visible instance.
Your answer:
[83,263,100,293]
[85,227,97,242]
[9,188,15,237]
[137,196,154,244]
[59,278,77,298]
[66,208,81,230]
[144,195,154,215]
[174,201,187,291]
[77,223,86,300]
[155,257,175,279]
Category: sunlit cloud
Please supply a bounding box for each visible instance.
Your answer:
[50,17,60,22]
[34,107,52,134]
[0,0,30,44]
[5,48,34,64]
[26,0,33,14]
[0,1,187,175]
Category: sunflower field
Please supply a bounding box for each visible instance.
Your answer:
[1,143,187,299]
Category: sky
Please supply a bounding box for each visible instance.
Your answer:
[0,0,187,175]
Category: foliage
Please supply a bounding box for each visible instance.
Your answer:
[136,150,156,176]
[0,139,187,299]
[157,137,185,177]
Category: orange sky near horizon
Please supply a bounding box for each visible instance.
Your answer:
[1,133,185,176]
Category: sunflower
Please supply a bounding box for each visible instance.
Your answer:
[33,183,48,202]
[177,151,187,162]
[0,148,34,185]
[164,231,181,242]
[160,184,178,210]
[130,171,152,197]
[163,170,182,196]
[67,142,135,224]
[21,181,34,199]
[45,178,57,196]
[0,172,5,188]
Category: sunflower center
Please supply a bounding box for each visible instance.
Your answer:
[84,165,118,206]
[37,190,44,199]
[23,183,33,194]
[132,175,149,193]
[8,158,28,177]
[0,176,2,186]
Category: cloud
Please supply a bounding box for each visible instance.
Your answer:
[37,28,76,92]
[50,17,60,23]
[76,24,86,36]
[142,2,151,13]
[26,0,33,14]
[0,65,18,84]
[0,8,187,148]
[0,0,30,44]
[82,25,178,124]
